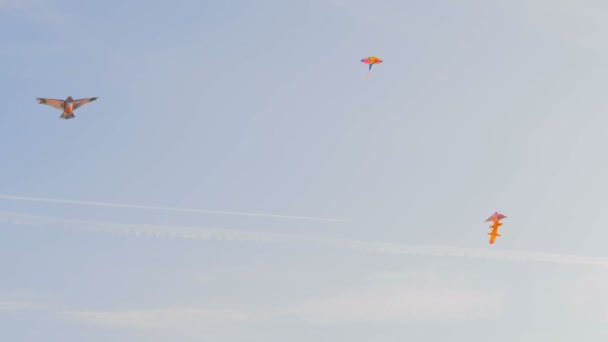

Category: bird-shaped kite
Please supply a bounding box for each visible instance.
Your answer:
[36,96,98,119]
[485,211,506,245]
[361,56,383,79]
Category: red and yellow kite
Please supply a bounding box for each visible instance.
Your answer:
[485,211,506,244]
[361,56,383,79]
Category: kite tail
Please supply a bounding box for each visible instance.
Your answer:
[365,64,373,79]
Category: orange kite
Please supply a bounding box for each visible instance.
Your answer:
[485,211,506,244]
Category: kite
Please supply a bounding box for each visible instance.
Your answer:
[485,211,506,245]
[361,56,383,79]
[36,96,98,119]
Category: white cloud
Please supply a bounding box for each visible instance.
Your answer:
[4,211,608,267]
[0,194,346,222]
[0,274,502,330]
[60,308,254,329]
[0,300,54,311]
[0,299,257,330]
[366,270,443,283]
[280,285,503,323]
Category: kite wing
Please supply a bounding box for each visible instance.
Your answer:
[73,97,98,110]
[485,212,506,222]
[361,56,382,64]
[36,98,64,110]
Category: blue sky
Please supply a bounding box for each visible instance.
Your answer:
[3,0,608,340]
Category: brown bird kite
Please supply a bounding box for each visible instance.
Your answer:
[36,96,98,119]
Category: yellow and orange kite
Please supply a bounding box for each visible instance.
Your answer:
[485,211,506,244]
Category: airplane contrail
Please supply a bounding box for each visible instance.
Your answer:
[2,211,608,267]
[0,195,347,223]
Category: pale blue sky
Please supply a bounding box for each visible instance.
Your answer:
[2,0,608,340]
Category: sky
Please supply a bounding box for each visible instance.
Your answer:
[2,0,608,340]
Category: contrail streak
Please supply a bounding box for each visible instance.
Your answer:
[0,195,347,223]
[2,211,608,267]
